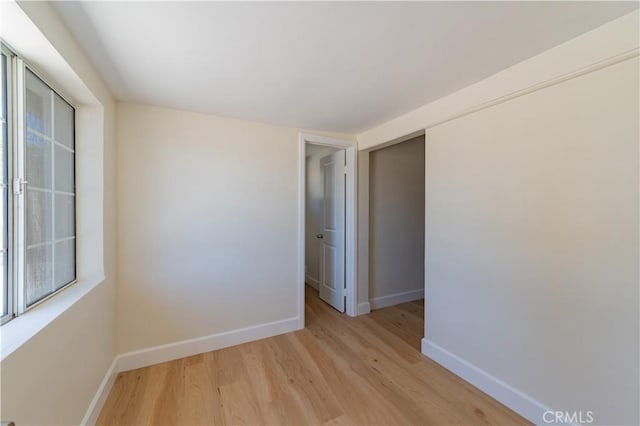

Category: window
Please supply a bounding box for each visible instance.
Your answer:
[1,43,76,325]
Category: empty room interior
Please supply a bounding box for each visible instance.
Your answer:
[0,2,638,425]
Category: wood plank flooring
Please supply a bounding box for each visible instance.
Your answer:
[97,287,529,425]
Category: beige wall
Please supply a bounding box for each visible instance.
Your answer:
[425,56,639,425]
[0,281,115,424]
[0,2,117,425]
[369,136,425,302]
[356,151,370,305]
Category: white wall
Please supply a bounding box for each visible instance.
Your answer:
[355,11,639,425]
[0,2,117,425]
[369,136,424,307]
[305,146,339,289]
[116,103,352,353]
[425,56,638,425]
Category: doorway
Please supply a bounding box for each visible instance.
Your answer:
[367,134,425,347]
[305,144,343,312]
[298,133,357,329]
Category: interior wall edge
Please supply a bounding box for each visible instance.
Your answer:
[305,275,320,291]
[357,302,371,316]
[1,2,118,425]
[356,10,640,150]
[80,357,119,426]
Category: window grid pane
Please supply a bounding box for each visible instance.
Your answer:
[26,131,52,190]
[25,69,75,308]
[25,71,52,136]
[54,239,74,290]
[26,189,52,247]
[25,244,52,306]
[54,94,74,149]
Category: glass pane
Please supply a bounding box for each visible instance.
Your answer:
[26,190,52,246]
[54,239,75,290]
[26,244,53,306]
[1,122,6,185]
[54,145,74,193]
[55,194,75,239]
[54,94,74,149]
[26,70,52,136]
[1,251,6,316]
[26,131,52,189]
[2,187,6,250]
[21,69,76,307]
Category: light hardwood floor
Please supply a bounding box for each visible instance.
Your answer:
[97,286,529,425]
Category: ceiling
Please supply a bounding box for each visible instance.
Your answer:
[53,1,638,134]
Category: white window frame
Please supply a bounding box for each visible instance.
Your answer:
[1,43,15,325]
[1,41,77,325]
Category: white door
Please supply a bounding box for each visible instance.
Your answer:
[318,150,345,312]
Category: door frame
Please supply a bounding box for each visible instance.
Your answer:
[298,132,357,328]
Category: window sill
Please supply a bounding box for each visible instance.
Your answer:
[0,275,105,361]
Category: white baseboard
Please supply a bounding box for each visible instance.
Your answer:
[357,302,371,315]
[117,317,299,372]
[82,317,299,424]
[421,339,550,425]
[81,357,118,426]
[370,288,424,310]
[305,275,320,290]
